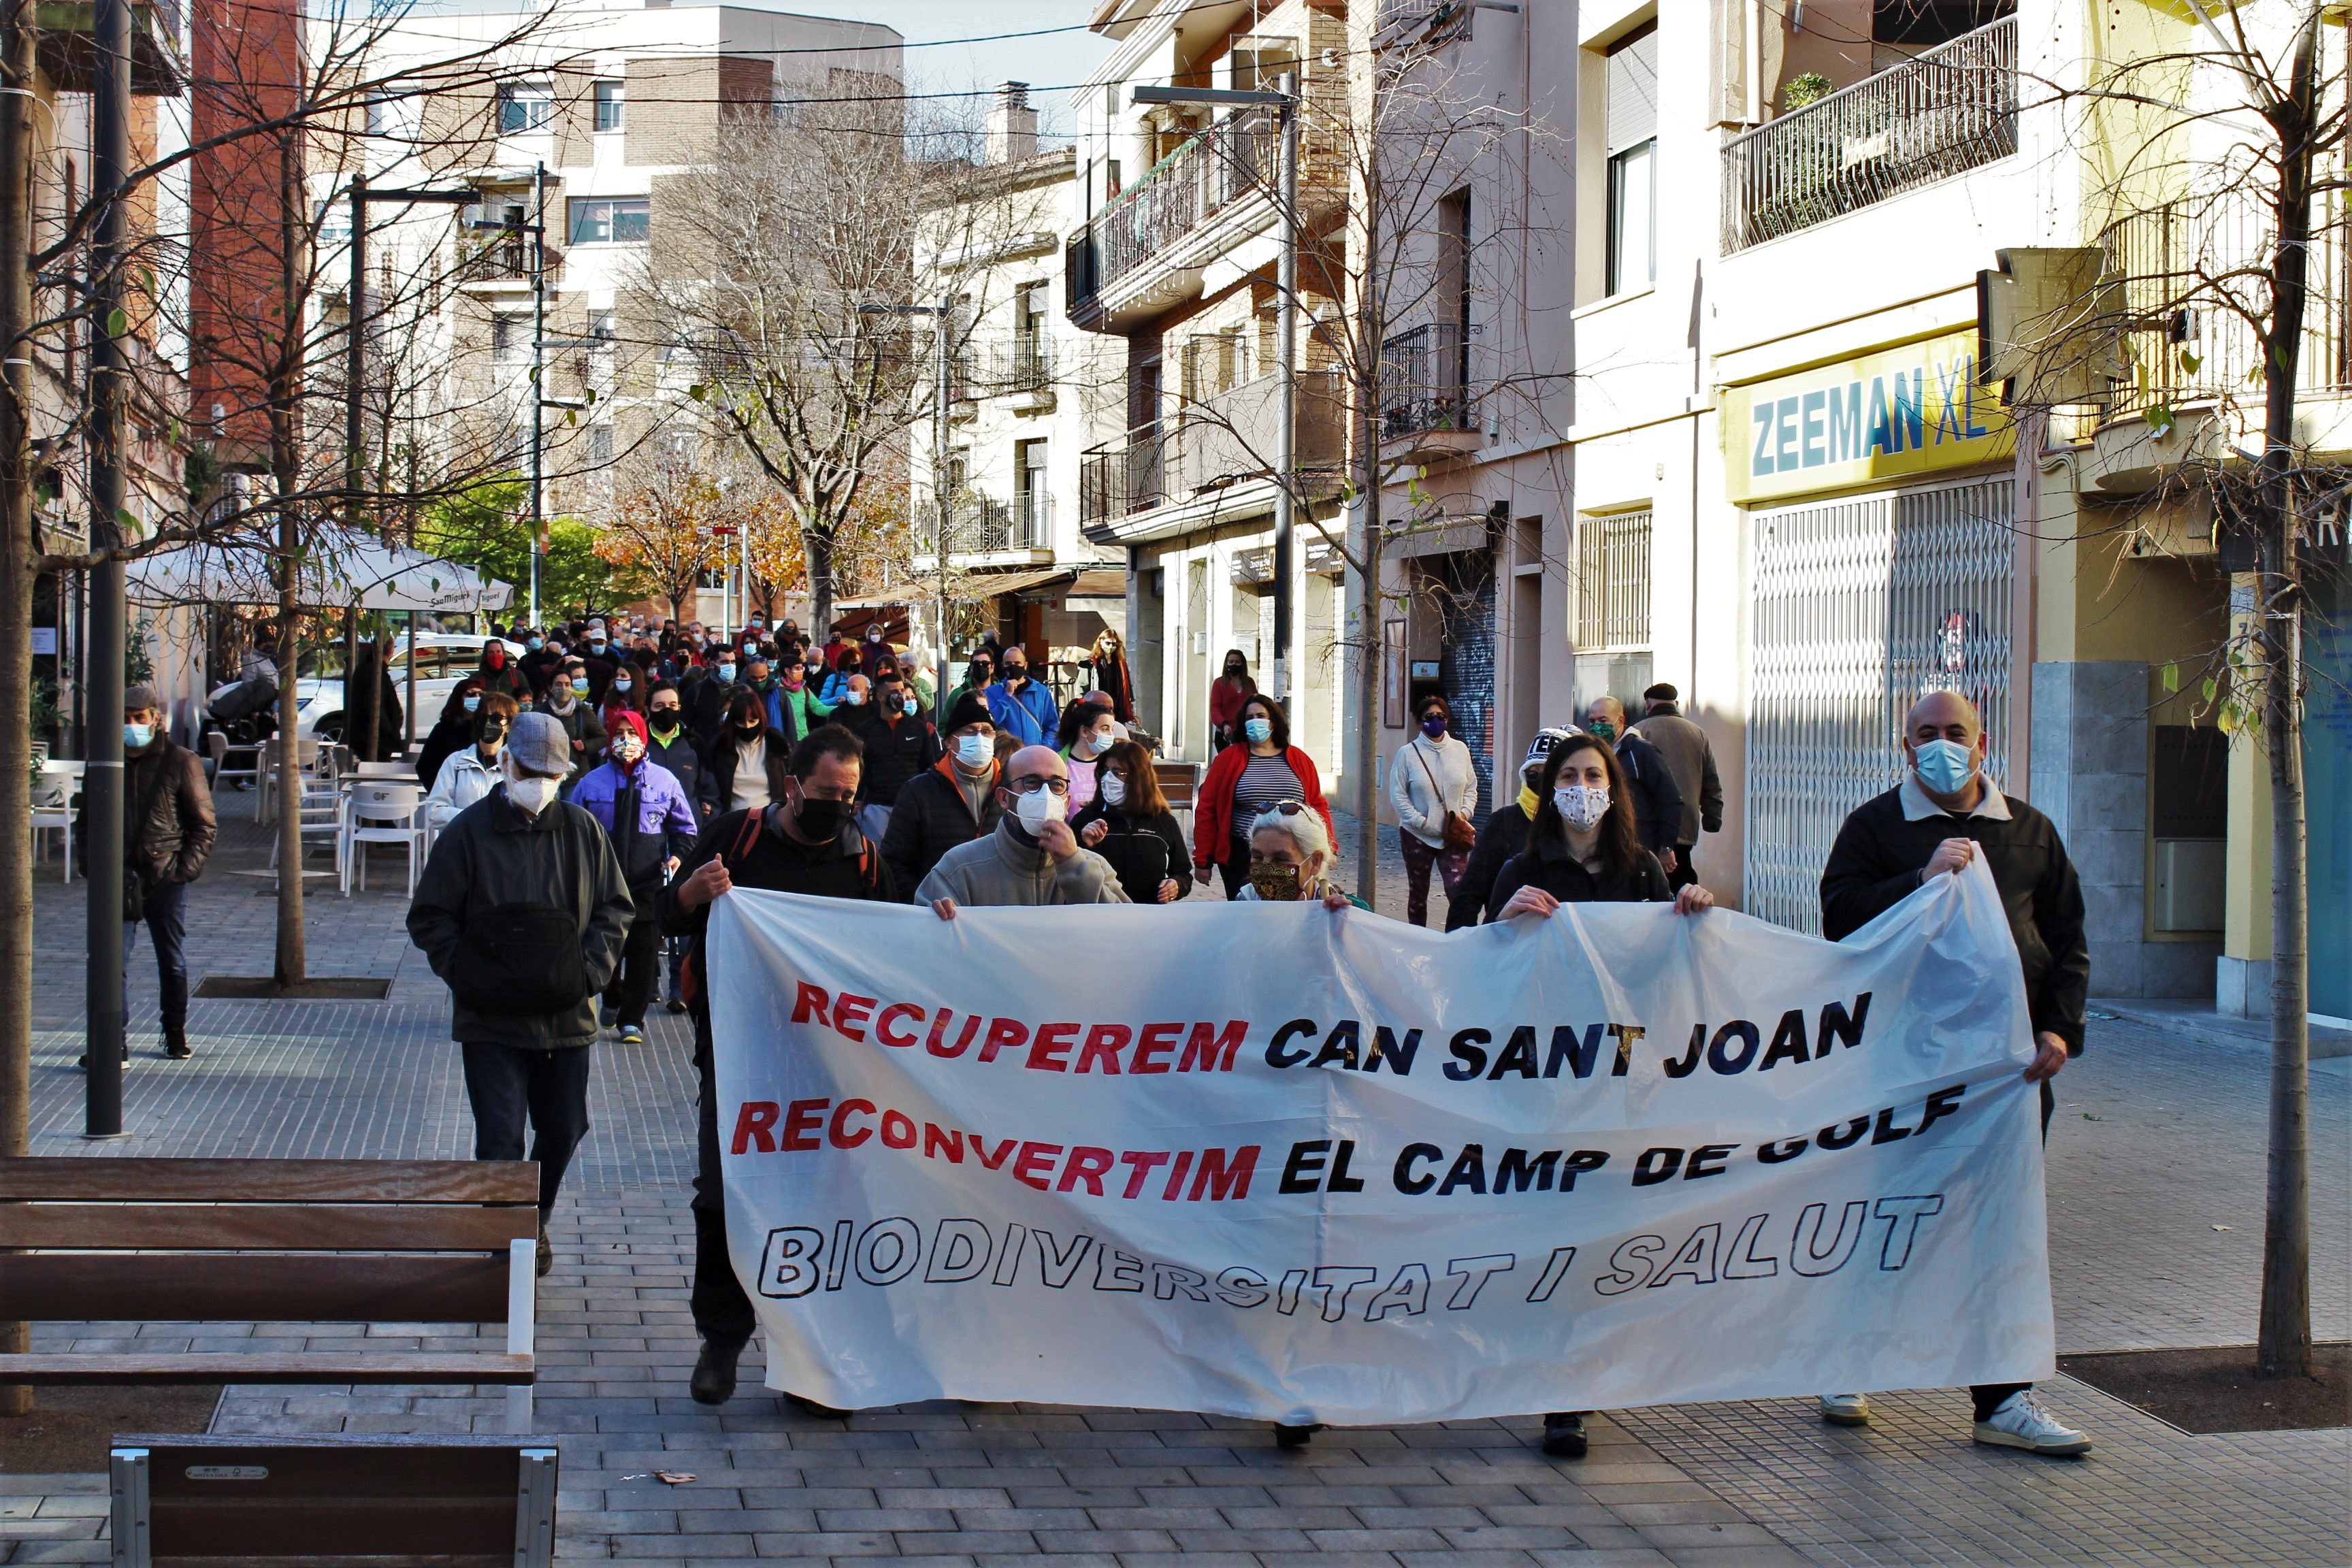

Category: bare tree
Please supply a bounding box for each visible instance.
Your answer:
[642,90,1032,636]
[1999,1,2346,1379]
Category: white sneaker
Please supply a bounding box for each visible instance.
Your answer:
[1973,1390,2092,1455]
[1818,1392,1872,1426]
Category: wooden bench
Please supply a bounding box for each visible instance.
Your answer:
[110,1433,556,1568]
[1154,760,1201,814]
[0,1158,541,1433]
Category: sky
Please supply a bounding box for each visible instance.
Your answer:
[791,1,1113,138]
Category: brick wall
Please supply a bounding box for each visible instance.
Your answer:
[625,54,772,167]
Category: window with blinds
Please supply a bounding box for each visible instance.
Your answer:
[1575,508,1653,651]
[1605,24,1658,295]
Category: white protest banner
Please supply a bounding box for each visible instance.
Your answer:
[707,858,2053,1424]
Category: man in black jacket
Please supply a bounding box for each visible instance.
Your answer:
[1814,687,2091,1457]
[659,724,896,1411]
[408,712,634,1272]
[88,686,217,1062]
[1446,726,1573,930]
[879,691,1001,895]
[850,668,943,842]
[1584,696,1684,867]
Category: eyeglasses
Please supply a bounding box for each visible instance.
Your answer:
[1262,800,1309,817]
[1007,775,1069,797]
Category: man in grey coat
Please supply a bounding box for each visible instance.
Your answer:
[919,745,1130,915]
[1631,683,1724,891]
[408,711,633,1271]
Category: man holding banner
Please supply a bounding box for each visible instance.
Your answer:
[660,724,898,1410]
[1818,689,2091,1455]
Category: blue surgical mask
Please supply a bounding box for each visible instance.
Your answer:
[462,694,481,714]
[902,698,918,716]
[1243,717,1273,745]
[613,677,632,693]
[570,676,589,696]
[527,637,543,651]
[954,732,993,769]
[1913,737,1977,796]
[717,663,737,683]
[123,721,154,749]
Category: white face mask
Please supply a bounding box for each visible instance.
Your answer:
[1554,783,1610,832]
[1100,774,1128,808]
[1013,785,1067,834]
[954,733,993,770]
[502,754,560,815]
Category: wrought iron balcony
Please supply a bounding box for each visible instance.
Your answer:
[1379,322,1471,440]
[1722,16,2016,252]
[1079,370,1346,527]
[1067,109,1276,323]
[937,491,1053,556]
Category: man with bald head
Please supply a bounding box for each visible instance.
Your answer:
[1817,687,2091,1456]
[918,744,1130,915]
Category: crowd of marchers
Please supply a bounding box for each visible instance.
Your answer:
[81,608,2095,1467]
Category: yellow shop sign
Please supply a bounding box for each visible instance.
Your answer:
[1723,330,2010,503]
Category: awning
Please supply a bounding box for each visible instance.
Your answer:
[834,566,1075,610]
[127,525,513,612]
[1066,568,1127,598]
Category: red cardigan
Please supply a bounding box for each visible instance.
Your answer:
[1192,743,1335,868]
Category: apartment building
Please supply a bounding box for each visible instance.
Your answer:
[1067,0,1358,777]
[874,86,1126,674]
[1479,0,2345,1018]
[318,0,900,624]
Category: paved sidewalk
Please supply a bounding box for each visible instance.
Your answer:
[3,813,2347,1567]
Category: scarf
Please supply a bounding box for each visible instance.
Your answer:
[1517,783,1540,818]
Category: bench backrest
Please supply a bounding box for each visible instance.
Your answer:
[0,1158,538,1326]
[1154,761,1200,811]
[112,1433,557,1568]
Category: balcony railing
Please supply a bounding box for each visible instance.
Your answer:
[1380,322,1471,438]
[937,491,1052,555]
[1068,110,1276,314]
[1722,16,2017,252]
[992,336,1054,393]
[1079,369,1346,527]
[2100,188,2352,420]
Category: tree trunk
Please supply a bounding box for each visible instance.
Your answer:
[2254,12,2316,1382]
[804,527,834,641]
[1349,173,1384,908]
[273,561,308,990]
[0,0,36,1418]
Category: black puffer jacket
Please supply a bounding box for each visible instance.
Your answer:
[99,740,216,886]
[406,787,633,1049]
[849,706,943,806]
[879,759,1000,898]
[707,725,794,813]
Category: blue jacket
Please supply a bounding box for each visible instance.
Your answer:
[570,756,700,887]
[985,678,1059,747]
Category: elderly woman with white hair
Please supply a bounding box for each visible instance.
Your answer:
[1230,801,1364,911]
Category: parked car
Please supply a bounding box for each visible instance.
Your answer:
[290,634,526,744]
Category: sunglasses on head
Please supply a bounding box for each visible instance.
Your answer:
[1262,800,1309,817]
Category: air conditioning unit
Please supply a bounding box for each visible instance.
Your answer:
[2153,838,2226,933]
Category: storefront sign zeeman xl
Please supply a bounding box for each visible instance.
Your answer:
[1725,329,2012,503]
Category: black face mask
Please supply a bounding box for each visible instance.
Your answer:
[734,722,764,738]
[475,717,508,745]
[793,795,849,842]
[1002,666,1026,683]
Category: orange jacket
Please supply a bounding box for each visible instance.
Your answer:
[1192,744,1334,868]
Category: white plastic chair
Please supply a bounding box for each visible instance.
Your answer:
[257,734,324,824]
[30,760,82,883]
[343,781,425,896]
[206,732,265,811]
[353,760,412,780]
[269,745,344,881]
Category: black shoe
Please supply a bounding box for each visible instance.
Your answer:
[76,1046,130,1070]
[666,998,687,1015]
[164,1029,191,1060]
[1274,1423,1322,1449]
[536,1224,553,1277]
[691,1339,743,1405]
[782,1391,849,1419]
[1541,1411,1588,1458]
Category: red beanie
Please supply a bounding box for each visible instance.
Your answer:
[608,709,647,745]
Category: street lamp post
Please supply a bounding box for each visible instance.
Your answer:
[1132,80,1301,705]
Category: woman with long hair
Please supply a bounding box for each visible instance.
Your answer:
[1191,692,1334,900]
[1484,731,1712,1463]
[1089,627,1137,723]
[1070,739,1190,903]
[1207,649,1256,751]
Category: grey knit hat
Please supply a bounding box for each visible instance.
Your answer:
[506,711,570,778]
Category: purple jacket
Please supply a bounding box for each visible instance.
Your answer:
[571,756,700,887]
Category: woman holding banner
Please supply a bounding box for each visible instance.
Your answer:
[1487,731,1712,1457]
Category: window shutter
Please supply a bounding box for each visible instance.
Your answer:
[1606,26,1658,157]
